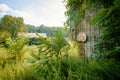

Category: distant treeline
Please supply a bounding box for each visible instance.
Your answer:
[25,24,67,37]
[0,15,67,38]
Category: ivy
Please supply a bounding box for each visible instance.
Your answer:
[65,0,120,61]
[89,0,120,61]
[89,9,108,26]
[65,0,85,25]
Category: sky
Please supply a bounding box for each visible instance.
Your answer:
[0,0,66,27]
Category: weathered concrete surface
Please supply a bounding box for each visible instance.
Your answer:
[70,7,102,58]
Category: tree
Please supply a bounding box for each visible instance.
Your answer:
[25,24,36,32]
[0,15,25,39]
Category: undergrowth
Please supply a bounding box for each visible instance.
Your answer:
[0,31,120,80]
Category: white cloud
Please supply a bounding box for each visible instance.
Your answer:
[0,4,35,25]
[0,3,40,26]
[11,9,33,24]
[22,0,66,26]
[0,1,66,27]
[1,12,8,16]
[0,4,12,12]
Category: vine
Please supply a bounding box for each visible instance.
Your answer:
[65,0,120,61]
[65,0,85,25]
[89,0,120,61]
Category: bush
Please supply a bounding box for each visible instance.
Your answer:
[28,38,42,45]
[27,30,105,80]
[0,30,120,80]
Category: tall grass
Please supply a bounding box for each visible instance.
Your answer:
[0,31,120,80]
[0,36,35,80]
[27,31,105,80]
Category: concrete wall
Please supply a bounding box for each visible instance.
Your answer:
[70,7,102,58]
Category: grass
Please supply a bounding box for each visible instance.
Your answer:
[0,45,35,80]
[0,42,103,80]
[0,44,120,80]
[0,32,120,80]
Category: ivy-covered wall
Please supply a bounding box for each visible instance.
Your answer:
[65,0,120,60]
[65,0,102,57]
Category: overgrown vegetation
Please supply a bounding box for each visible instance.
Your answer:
[65,0,120,61]
[0,29,120,80]
[65,0,120,80]
[0,0,120,79]
[0,15,25,39]
[89,0,120,62]
[25,24,67,37]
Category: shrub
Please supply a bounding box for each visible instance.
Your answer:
[28,38,42,45]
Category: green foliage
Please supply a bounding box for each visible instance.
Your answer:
[27,30,120,80]
[0,32,10,47]
[65,1,120,79]
[0,15,25,39]
[38,30,69,57]
[27,30,70,80]
[0,63,35,80]
[0,36,35,80]
[0,3,120,79]
[28,38,42,45]
[30,56,105,80]
[65,0,85,25]
[25,24,37,32]
[0,36,28,69]
[6,36,28,62]
[25,24,66,37]
[89,9,107,26]
[89,0,120,61]
[65,0,120,61]
[0,30,120,80]
[29,52,120,80]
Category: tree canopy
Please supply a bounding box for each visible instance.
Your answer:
[0,15,25,39]
[25,24,67,37]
